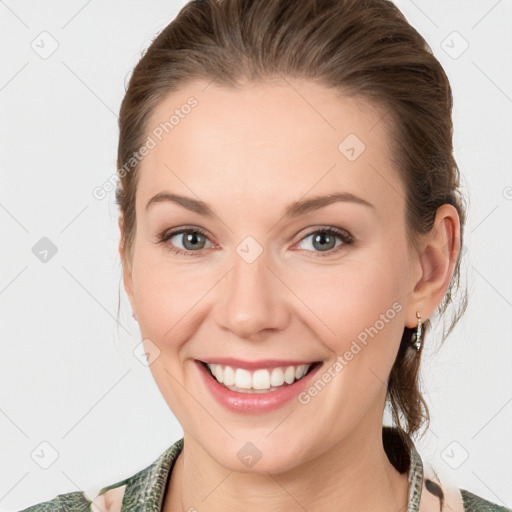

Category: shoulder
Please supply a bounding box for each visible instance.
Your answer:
[460,488,512,512]
[13,438,184,512]
[15,491,92,512]
[13,477,132,512]
[14,478,132,512]
[13,485,129,512]
[425,469,511,512]
[415,444,510,512]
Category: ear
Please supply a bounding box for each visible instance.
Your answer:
[118,215,136,317]
[405,204,461,328]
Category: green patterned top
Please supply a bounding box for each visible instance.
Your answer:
[15,426,510,512]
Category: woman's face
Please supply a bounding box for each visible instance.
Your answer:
[122,79,422,473]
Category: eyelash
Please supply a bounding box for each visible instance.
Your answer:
[157,225,354,258]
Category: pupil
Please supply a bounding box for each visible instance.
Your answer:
[185,232,203,249]
[314,233,333,251]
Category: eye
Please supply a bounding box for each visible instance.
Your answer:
[158,227,214,257]
[158,225,354,258]
[295,226,354,258]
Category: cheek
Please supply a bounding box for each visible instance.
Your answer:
[281,261,407,442]
[288,255,406,348]
[130,242,223,355]
[130,254,210,415]
[132,263,200,342]
[290,260,408,417]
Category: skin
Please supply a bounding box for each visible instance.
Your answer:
[119,78,460,512]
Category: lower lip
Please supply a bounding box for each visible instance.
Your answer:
[196,360,322,414]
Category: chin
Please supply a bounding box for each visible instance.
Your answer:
[195,432,309,475]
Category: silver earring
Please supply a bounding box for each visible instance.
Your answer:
[411,312,422,351]
[132,312,138,322]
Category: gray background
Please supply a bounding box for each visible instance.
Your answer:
[1,0,511,509]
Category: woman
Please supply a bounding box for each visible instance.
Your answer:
[17,0,510,511]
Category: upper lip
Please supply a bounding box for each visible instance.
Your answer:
[198,357,320,370]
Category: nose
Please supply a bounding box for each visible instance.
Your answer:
[214,251,290,340]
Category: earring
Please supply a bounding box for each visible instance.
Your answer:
[132,312,138,322]
[411,312,422,351]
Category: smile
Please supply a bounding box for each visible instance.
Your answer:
[203,362,313,393]
[196,359,323,414]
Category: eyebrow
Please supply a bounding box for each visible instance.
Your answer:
[145,191,375,217]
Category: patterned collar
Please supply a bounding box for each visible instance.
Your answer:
[112,425,425,511]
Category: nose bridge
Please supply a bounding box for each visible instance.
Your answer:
[216,242,288,338]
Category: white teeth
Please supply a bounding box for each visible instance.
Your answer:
[223,366,235,386]
[295,365,309,380]
[234,368,252,389]
[270,367,284,387]
[284,366,296,384]
[213,364,224,383]
[205,363,312,392]
[252,369,270,390]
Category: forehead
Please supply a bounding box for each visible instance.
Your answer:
[136,78,404,218]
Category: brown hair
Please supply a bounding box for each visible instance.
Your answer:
[116,0,467,439]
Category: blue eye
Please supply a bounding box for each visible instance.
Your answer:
[158,225,354,258]
[296,227,353,257]
[158,227,213,257]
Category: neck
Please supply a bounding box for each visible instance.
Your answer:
[164,421,410,512]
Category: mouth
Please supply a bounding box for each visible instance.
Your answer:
[198,359,322,394]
